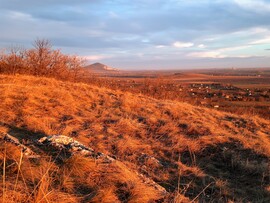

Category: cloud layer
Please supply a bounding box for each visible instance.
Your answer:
[0,0,270,69]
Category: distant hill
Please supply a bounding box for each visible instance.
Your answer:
[84,62,119,73]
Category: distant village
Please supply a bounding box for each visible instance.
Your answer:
[84,72,270,119]
[187,83,270,107]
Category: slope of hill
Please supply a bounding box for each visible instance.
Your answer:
[0,74,269,202]
[84,62,118,73]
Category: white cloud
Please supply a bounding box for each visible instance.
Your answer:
[8,11,34,21]
[234,0,270,12]
[173,41,194,48]
[84,55,111,61]
[188,45,253,58]
[231,54,265,58]
[250,37,270,45]
[247,27,269,34]
[155,45,166,48]
[198,44,206,48]
[218,45,251,52]
[188,51,226,58]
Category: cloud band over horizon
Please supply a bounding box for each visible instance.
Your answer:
[0,0,270,69]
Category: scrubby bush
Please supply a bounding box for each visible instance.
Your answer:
[0,39,85,81]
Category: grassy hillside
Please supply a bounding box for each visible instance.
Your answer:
[0,74,269,202]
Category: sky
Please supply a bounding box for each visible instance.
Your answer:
[0,0,270,70]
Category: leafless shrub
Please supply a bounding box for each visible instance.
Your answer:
[0,39,86,81]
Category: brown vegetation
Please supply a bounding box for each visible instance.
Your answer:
[0,39,86,81]
[0,74,269,202]
[89,76,270,119]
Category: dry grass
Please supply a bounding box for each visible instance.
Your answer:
[0,74,270,202]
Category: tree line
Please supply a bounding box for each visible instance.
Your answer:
[0,39,86,81]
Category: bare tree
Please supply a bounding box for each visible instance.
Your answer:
[0,46,25,75]
[0,39,86,81]
[25,39,54,76]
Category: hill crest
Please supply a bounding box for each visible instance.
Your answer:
[84,62,118,72]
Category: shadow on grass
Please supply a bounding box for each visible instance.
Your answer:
[0,122,46,141]
[177,140,270,202]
